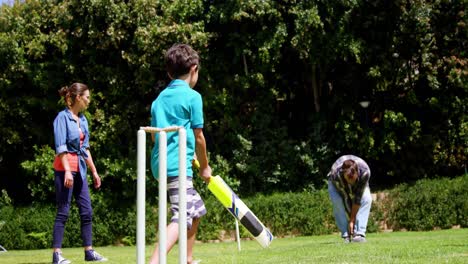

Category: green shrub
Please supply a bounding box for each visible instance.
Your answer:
[247,190,335,236]
[2,176,466,249]
[387,175,468,230]
[0,203,139,249]
[0,205,55,250]
[20,145,56,202]
[195,190,336,241]
[367,193,387,233]
[196,196,238,241]
[451,176,468,227]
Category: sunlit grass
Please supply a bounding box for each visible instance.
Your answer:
[0,229,466,263]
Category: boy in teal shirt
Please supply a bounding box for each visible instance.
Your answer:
[149,44,212,264]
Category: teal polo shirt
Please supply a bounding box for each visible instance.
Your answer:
[150,79,204,179]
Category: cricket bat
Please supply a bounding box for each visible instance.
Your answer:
[208,175,274,248]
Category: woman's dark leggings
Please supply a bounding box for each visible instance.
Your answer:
[52,171,93,248]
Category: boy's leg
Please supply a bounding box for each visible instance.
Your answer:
[151,177,206,264]
[354,187,372,236]
[149,222,179,264]
[149,176,181,264]
[328,180,349,238]
[187,218,200,264]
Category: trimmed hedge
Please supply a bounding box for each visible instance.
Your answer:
[0,175,466,249]
[198,190,336,242]
[384,175,468,231]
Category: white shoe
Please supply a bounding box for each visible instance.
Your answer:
[352,235,367,243]
[52,252,71,264]
[84,250,108,262]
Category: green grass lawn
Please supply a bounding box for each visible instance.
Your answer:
[1,229,466,264]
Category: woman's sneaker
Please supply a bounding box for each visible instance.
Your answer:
[52,252,71,264]
[84,250,108,262]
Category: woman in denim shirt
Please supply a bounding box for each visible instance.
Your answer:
[51,83,107,263]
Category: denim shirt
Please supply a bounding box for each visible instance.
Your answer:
[53,108,90,180]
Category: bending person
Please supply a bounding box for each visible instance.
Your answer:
[327,155,372,243]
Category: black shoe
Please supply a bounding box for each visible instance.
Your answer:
[52,252,71,264]
[84,250,108,262]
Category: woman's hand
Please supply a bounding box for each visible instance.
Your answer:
[92,171,102,189]
[64,171,74,188]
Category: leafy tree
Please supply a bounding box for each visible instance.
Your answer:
[345,0,467,184]
[0,0,465,205]
[1,0,211,204]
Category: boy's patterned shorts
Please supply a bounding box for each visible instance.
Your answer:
[167,177,207,229]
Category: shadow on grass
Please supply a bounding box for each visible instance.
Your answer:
[18,263,50,264]
[318,241,338,245]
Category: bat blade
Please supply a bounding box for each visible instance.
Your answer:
[208,175,273,248]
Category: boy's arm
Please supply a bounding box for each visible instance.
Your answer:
[193,128,211,183]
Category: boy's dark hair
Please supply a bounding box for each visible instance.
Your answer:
[165,44,199,78]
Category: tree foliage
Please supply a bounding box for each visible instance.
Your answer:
[0,0,465,205]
